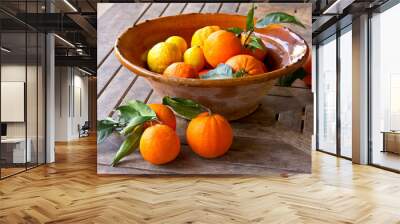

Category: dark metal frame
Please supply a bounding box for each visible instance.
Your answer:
[0,0,47,180]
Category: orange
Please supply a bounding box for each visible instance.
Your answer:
[225,54,266,76]
[203,30,242,68]
[191,25,221,48]
[186,112,233,158]
[140,124,180,165]
[163,62,197,78]
[148,104,176,130]
[240,33,267,61]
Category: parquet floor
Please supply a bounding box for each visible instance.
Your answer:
[0,135,399,223]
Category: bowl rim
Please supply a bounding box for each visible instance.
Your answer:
[114,13,310,87]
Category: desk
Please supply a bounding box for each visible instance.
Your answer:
[1,138,31,163]
[382,131,400,154]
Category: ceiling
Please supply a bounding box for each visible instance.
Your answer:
[0,0,392,73]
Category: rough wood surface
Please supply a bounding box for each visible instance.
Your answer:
[1,136,400,223]
[97,3,313,175]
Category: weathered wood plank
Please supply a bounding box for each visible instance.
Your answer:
[98,134,310,175]
[201,3,222,13]
[304,104,314,134]
[219,2,240,13]
[97,54,122,96]
[163,2,186,16]
[119,77,152,105]
[97,3,150,66]
[97,67,135,120]
[181,3,205,14]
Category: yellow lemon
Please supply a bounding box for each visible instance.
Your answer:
[184,46,205,72]
[165,36,187,55]
[147,42,182,73]
[191,25,221,48]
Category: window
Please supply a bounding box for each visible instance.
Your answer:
[339,27,352,158]
[370,2,400,171]
[317,35,337,154]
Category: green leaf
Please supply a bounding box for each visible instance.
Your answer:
[97,117,118,143]
[246,35,265,51]
[200,64,234,80]
[233,69,246,78]
[226,27,243,36]
[125,100,156,117]
[255,12,306,29]
[112,124,144,166]
[162,96,206,120]
[115,104,140,124]
[277,68,307,87]
[246,4,256,31]
[120,115,154,136]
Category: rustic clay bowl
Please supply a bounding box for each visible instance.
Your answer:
[115,13,309,120]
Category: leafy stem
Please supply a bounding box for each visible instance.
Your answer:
[226,5,305,51]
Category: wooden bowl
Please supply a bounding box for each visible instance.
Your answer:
[115,13,309,120]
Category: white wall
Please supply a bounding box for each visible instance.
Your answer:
[54,67,89,141]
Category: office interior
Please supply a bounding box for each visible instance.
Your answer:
[313,0,400,172]
[0,0,96,179]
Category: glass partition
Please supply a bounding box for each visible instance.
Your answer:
[0,1,46,179]
[317,35,337,154]
[1,29,28,178]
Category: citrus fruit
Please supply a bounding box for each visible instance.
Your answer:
[140,124,180,165]
[165,36,188,54]
[225,54,266,76]
[191,25,221,48]
[147,42,182,73]
[203,30,242,68]
[163,62,197,78]
[148,104,176,130]
[183,46,205,72]
[198,69,210,77]
[240,33,267,61]
[186,112,233,158]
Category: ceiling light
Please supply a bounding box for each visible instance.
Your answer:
[323,0,355,15]
[78,67,93,76]
[1,47,11,53]
[63,0,78,12]
[54,34,75,48]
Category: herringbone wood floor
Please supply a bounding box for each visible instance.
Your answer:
[0,135,399,223]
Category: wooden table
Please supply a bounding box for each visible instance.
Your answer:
[97,3,312,175]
